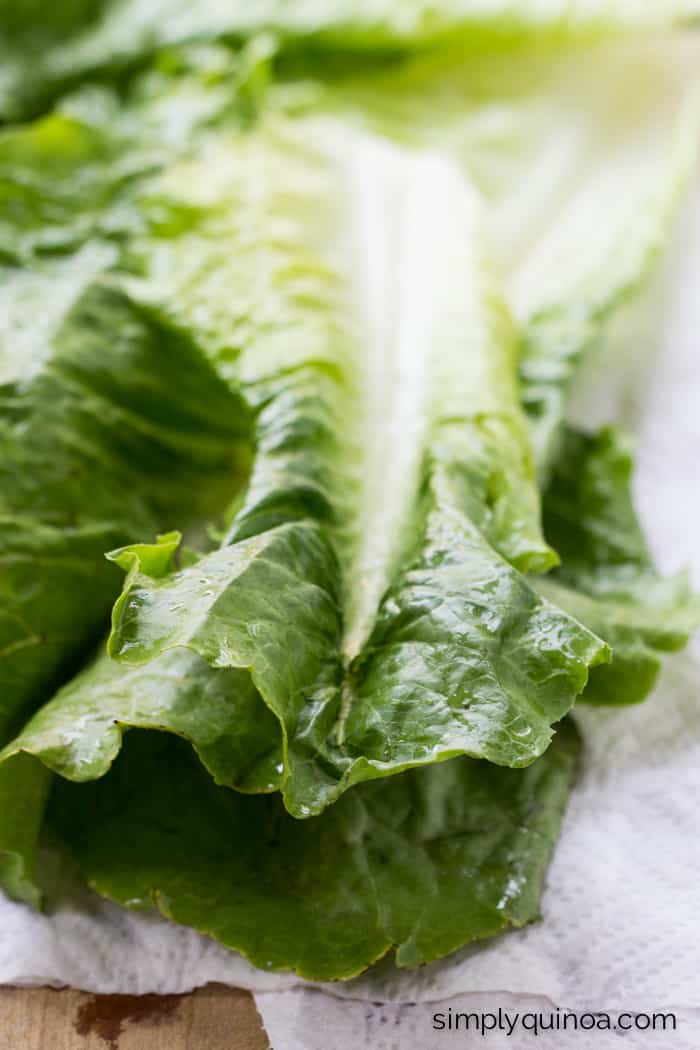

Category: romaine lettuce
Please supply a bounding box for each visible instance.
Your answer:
[0,5,697,983]
[538,426,700,706]
[2,0,696,120]
[0,279,250,744]
[292,37,700,473]
[2,123,607,821]
[45,720,581,980]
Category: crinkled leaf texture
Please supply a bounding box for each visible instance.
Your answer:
[44,721,581,980]
[0,277,251,744]
[538,426,700,706]
[101,516,600,821]
[0,14,698,982]
[0,100,254,748]
[0,119,252,895]
[0,113,143,264]
[2,122,606,825]
[0,279,251,899]
[0,115,607,937]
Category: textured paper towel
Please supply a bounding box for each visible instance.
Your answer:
[1,179,699,1044]
[255,991,700,1050]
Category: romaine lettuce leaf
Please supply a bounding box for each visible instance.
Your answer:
[74,124,606,815]
[0,275,251,899]
[3,424,689,920]
[0,54,259,264]
[0,277,251,743]
[2,0,696,122]
[0,114,135,265]
[538,426,700,705]
[0,756,51,908]
[0,122,607,827]
[295,38,700,474]
[45,719,581,980]
[0,11,696,978]
[0,99,254,742]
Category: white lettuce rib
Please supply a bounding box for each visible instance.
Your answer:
[320,126,516,657]
[128,114,532,662]
[339,137,437,658]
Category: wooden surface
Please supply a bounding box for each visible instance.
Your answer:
[0,985,269,1050]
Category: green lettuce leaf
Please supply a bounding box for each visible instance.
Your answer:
[0,276,251,743]
[2,0,696,121]
[0,755,51,908]
[0,113,138,265]
[100,123,606,813]
[1,16,695,975]
[45,720,581,980]
[0,72,264,746]
[0,273,251,897]
[294,37,700,475]
[0,121,606,827]
[0,48,265,264]
[538,425,700,705]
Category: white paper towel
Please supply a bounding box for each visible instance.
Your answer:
[255,990,700,1050]
[1,184,699,1050]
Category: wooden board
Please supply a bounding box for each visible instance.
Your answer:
[0,985,269,1050]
